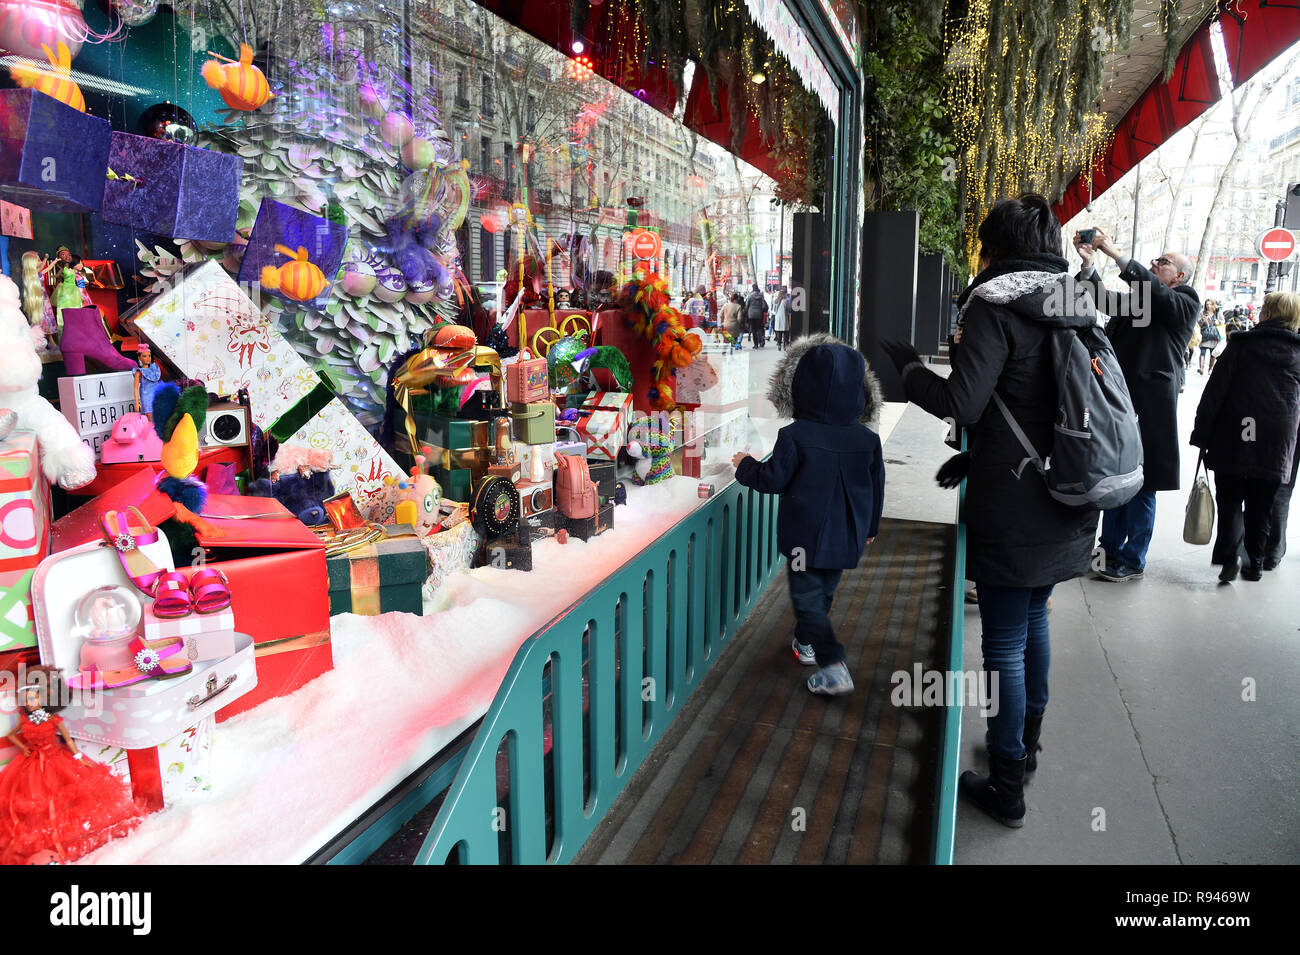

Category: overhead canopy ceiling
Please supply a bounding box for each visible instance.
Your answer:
[1055,0,1300,223]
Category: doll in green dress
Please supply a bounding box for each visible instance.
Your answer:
[39,247,95,332]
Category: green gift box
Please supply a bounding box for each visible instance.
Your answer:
[326,531,430,617]
[415,407,491,451]
[510,402,557,445]
[432,464,474,501]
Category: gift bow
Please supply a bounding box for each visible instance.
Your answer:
[392,335,502,456]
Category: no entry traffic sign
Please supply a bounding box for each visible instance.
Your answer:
[628,228,661,260]
[1257,227,1298,262]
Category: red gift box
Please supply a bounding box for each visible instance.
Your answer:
[182,494,330,721]
[49,471,331,720]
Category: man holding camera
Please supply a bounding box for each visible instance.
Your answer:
[1075,228,1200,582]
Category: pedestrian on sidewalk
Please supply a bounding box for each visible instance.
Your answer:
[1190,291,1300,581]
[1196,300,1220,374]
[720,291,745,347]
[881,194,1102,829]
[1075,228,1200,582]
[745,283,768,348]
[732,335,885,697]
[772,286,791,350]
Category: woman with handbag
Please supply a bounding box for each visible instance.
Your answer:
[1190,292,1300,581]
[1196,300,1221,374]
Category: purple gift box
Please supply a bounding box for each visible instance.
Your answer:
[0,89,110,213]
[237,198,347,311]
[100,132,243,243]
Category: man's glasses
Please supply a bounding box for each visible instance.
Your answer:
[1152,257,1172,267]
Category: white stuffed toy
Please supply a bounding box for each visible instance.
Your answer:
[0,274,96,489]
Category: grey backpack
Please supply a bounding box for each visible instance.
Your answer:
[992,324,1144,509]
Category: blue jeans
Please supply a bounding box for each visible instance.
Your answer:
[1098,489,1157,571]
[787,566,845,667]
[976,583,1053,760]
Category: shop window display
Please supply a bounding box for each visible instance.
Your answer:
[0,0,831,862]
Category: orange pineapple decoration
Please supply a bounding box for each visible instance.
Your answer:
[202,44,273,111]
[9,42,85,113]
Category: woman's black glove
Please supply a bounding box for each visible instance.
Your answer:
[935,451,971,489]
[881,339,921,374]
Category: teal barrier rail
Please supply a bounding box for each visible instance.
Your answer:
[415,479,782,865]
[931,439,967,865]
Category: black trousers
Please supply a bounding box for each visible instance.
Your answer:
[749,318,765,347]
[1212,472,1280,566]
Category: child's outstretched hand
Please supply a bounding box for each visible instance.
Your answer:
[731,451,751,469]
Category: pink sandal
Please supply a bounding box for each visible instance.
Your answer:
[100,507,165,597]
[189,568,232,614]
[151,572,193,619]
[68,636,191,690]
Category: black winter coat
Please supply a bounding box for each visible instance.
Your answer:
[1190,322,1300,483]
[1078,260,1200,490]
[735,343,884,569]
[903,255,1100,589]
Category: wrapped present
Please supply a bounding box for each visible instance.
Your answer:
[0,433,50,657]
[238,198,347,311]
[100,132,242,242]
[325,528,430,616]
[57,371,137,457]
[577,392,633,462]
[696,344,749,414]
[0,89,110,213]
[413,411,490,451]
[565,502,614,541]
[422,519,480,599]
[143,605,237,663]
[122,261,401,519]
[511,401,556,445]
[74,718,215,811]
[431,464,473,502]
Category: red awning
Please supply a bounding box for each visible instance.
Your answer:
[1055,0,1300,224]
[472,0,783,180]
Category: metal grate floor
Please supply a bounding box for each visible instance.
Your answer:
[575,518,952,865]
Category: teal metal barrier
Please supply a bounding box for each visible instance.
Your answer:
[415,479,782,865]
[931,440,967,864]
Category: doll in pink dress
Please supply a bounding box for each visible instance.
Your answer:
[0,666,142,864]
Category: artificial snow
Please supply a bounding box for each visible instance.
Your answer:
[82,473,734,864]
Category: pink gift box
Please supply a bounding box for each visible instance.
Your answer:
[143,606,237,663]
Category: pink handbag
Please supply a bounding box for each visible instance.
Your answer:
[506,349,549,404]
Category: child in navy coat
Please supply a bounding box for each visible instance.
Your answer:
[733,339,885,695]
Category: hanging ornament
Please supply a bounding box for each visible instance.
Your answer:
[111,0,156,27]
[380,111,415,148]
[137,102,196,143]
[0,0,88,61]
[202,43,272,111]
[260,244,330,303]
[358,81,387,120]
[8,40,83,111]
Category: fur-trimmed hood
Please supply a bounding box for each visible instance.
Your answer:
[767,333,883,426]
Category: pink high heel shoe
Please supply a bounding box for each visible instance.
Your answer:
[100,507,166,597]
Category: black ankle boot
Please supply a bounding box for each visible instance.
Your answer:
[959,753,1027,828]
[1241,558,1263,581]
[1023,714,1043,775]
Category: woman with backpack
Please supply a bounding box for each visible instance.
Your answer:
[880,194,1102,830]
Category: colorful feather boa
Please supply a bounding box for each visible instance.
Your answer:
[619,272,702,411]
